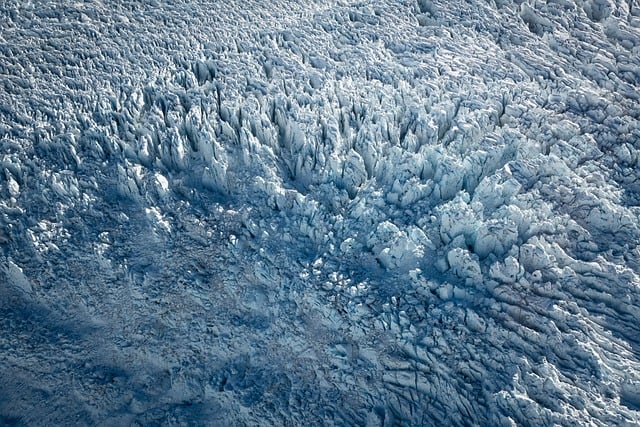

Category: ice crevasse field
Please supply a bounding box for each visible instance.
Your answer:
[0,0,639,425]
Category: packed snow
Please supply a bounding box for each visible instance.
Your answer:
[1,0,639,425]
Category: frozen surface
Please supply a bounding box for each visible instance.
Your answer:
[1,0,640,425]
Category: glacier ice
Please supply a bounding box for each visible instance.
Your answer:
[1,0,640,425]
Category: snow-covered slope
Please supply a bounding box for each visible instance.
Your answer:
[1,0,640,425]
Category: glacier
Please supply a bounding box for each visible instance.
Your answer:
[0,0,639,425]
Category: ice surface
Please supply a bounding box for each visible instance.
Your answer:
[1,0,640,425]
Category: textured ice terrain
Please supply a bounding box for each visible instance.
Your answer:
[1,0,640,425]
